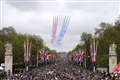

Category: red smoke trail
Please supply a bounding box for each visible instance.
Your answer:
[51,16,58,45]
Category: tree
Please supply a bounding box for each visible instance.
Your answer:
[0,27,44,65]
[95,22,112,37]
[95,20,120,67]
[81,32,92,55]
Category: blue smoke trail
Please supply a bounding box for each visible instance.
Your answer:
[56,16,70,45]
[60,17,70,37]
[57,17,67,43]
[57,16,67,42]
[59,16,67,38]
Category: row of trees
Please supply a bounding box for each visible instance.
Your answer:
[70,18,120,67]
[0,26,48,64]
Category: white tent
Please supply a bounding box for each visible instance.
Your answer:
[0,66,4,70]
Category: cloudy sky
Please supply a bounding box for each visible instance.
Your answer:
[0,0,119,52]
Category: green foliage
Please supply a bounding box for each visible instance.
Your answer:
[81,32,92,57]
[96,20,120,67]
[69,18,120,67]
[0,40,5,63]
[0,26,44,64]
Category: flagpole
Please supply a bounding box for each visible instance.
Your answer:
[37,48,39,67]
[93,36,96,72]
[93,34,97,72]
[24,41,26,63]
[84,50,87,68]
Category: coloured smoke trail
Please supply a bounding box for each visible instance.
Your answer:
[51,16,70,46]
[56,16,70,46]
[51,16,58,45]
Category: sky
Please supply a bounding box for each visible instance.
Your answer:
[0,0,119,52]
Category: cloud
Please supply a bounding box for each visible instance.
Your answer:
[0,0,119,52]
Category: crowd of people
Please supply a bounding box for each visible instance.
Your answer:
[2,49,120,80]
[67,50,85,67]
[3,57,120,80]
[38,48,57,65]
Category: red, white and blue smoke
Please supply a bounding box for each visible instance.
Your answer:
[51,16,70,46]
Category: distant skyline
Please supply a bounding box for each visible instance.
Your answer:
[0,0,119,52]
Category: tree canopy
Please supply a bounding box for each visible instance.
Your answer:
[69,18,120,67]
[0,26,45,64]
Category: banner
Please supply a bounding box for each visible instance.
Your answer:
[90,39,97,63]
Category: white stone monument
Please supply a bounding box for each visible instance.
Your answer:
[5,43,13,74]
[109,43,117,73]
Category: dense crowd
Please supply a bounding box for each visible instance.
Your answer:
[2,48,120,80]
[3,58,120,80]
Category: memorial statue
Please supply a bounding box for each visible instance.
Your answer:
[109,43,117,73]
[5,43,12,54]
[110,43,116,52]
[5,43,13,74]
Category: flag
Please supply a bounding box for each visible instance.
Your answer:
[78,49,84,62]
[90,39,97,63]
